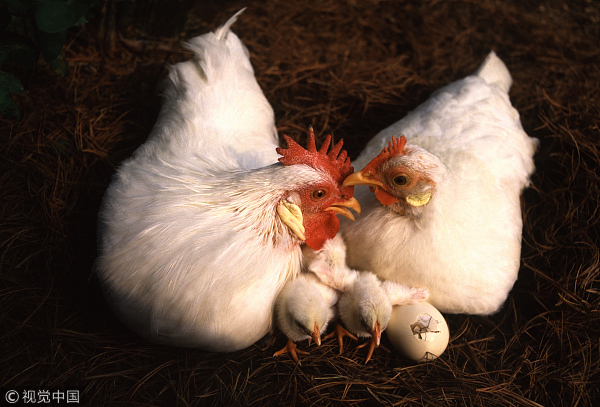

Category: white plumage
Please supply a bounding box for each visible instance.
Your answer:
[273,271,338,361]
[151,9,280,171]
[303,234,428,362]
[301,234,358,292]
[96,11,358,352]
[342,51,538,315]
[338,274,429,340]
[337,271,391,362]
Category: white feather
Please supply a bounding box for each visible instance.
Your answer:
[275,272,338,343]
[96,11,323,351]
[302,234,358,291]
[303,234,428,338]
[338,272,391,338]
[342,51,538,315]
[135,9,279,172]
[99,160,333,350]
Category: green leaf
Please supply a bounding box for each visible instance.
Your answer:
[0,33,38,70]
[48,51,68,76]
[36,28,66,62]
[2,0,34,15]
[0,7,12,31]
[34,0,93,33]
[0,70,23,93]
[0,71,24,119]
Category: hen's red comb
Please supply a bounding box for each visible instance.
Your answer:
[362,135,407,173]
[381,135,407,157]
[276,126,354,181]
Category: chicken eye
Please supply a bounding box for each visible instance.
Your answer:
[311,189,327,200]
[392,175,409,186]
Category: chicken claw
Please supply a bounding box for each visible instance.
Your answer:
[356,334,390,364]
[273,338,308,363]
[323,323,357,354]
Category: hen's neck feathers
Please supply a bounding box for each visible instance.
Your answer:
[139,160,334,249]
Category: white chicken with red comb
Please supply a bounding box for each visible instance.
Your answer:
[95,11,359,352]
[342,51,538,315]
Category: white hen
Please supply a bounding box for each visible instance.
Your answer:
[342,51,538,315]
[96,11,359,352]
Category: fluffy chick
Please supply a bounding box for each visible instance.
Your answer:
[337,272,429,363]
[337,272,391,363]
[273,272,338,362]
[304,234,428,362]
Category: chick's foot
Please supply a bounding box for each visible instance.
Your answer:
[323,323,358,354]
[273,338,308,363]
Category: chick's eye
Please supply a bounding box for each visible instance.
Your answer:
[311,189,327,200]
[392,175,408,186]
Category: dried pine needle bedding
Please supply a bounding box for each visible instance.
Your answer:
[1,0,598,405]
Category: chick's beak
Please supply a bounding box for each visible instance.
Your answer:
[326,196,361,221]
[311,323,321,346]
[361,321,383,364]
[372,321,382,346]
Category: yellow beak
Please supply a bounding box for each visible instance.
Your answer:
[343,171,385,189]
[372,321,382,346]
[311,323,321,346]
[326,196,361,221]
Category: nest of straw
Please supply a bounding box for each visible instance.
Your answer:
[1,0,598,405]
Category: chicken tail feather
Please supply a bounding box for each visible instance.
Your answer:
[475,50,513,94]
[214,8,246,41]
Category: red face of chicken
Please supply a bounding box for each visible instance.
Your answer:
[343,136,436,215]
[276,127,360,250]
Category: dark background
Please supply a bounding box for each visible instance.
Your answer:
[1,0,598,405]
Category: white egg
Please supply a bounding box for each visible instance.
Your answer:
[385,302,449,361]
